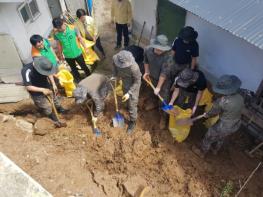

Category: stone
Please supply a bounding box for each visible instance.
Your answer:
[24,114,37,124]
[34,118,55,136]
[0,113,15,123]
[123,175,147,196]
[15,119,33,133]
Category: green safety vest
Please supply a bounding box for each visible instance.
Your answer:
[54,25,82,59]
[40,39,57,66]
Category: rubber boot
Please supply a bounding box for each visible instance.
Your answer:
[127,121,136,133]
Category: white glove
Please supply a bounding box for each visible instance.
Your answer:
[192,105,197,115]
[154,87,160,95]
[92,116,98,123]
[122,93,130,102]
[110,76,117,81]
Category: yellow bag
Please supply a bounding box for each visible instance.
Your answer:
[79,39,100,65]
[169,106,192,142]
[204,103,219,128]
[57,69,76,97]
[198,88,213,106]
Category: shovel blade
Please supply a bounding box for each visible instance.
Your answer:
[112,112,125,128]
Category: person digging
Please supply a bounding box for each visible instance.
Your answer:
[191,75,244,158]
[21,56,67,128]
[73,73,111,134]
[112,50,142,133]
[143,34,175,129]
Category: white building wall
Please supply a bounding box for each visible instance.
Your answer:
[185,12,263,92]
[0,0,52,64]
[132,0,157,41]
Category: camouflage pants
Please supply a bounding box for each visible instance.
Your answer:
[128,92,139,122]
[31,94,61,116]
[201,119,241,153]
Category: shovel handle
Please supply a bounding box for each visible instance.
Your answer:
[46,95,59,121]
[144,78,164,102]
[86,102,98,129]
[109,80,119,112]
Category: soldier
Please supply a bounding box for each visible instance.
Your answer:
[112,50,141,133]
[143,35,176,129]
[73,73,111,123]
[192,75,245,158]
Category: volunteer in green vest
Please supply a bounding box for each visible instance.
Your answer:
[30,34,58,68]
[52,17,91,82]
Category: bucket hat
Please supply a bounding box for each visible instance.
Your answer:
[176,68,199,88]
[150,35,171,51]
[213,75,242,95]
[178,26,198,42]
[33,56,57,76]
[113,50,136,68]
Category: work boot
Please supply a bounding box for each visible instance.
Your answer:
[127,121,136,133]
[159,116,167,130]
[48,113,67,128]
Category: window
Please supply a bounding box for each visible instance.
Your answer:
[18,0,40,24]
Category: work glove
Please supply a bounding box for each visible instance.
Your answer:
[154,87,160,95]
[92,116,98,123]
[122,93,130,102]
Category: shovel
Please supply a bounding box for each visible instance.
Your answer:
[110,80,125,128]
[176,114,206,126]
[46,95,67,128]
[144,78,173,112]
[86,101,101,136]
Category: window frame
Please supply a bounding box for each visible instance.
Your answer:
[18,0,40,24]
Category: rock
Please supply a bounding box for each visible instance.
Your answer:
[24,114,37,124]
[34,118,54,136]
[92,171,120,197]
[123,175,147,196]
[0,113,15,123]
[15,119,33,133]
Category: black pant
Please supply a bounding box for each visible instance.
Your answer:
[95,37,105,56]
[65,54,91,80]
[116,23,129,47]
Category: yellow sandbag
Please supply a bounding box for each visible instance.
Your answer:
[204,103,219,128]
[57,69,76,97]
[169,106,192,142]
[198,88,213,106]
[115,80,123,97]
[80,39,100,65]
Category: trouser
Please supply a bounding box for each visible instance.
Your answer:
[128,96,138,122]
[95,37,105,56]
[31,94,61,116]
[65,54,91,80]
[201,119,241,153]
[116,23,129,47]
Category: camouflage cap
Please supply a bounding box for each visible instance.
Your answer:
[213,75,242,95]
[176,68,199,88]
[113,50,136,68]
[150,34,171,51]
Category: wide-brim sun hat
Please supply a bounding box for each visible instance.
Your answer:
[176,68,199,88]
[113,50,136,68]
[213,75,242,95]
[150,34,171,51]
[33,56,57,76]
[178,26,198,42]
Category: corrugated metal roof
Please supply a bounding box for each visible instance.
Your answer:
[170,0,263,49]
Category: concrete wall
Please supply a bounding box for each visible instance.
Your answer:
[132,0,157,42]
[185,12,263,92]
[0,0,53,64]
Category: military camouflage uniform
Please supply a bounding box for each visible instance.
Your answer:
[32,94,61,115]
[73,73,110,117]
[201,93,244,153]
[113,61,141,121]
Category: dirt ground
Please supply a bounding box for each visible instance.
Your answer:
[0,0,263,196]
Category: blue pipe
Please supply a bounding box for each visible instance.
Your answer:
[86,0,93,16]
